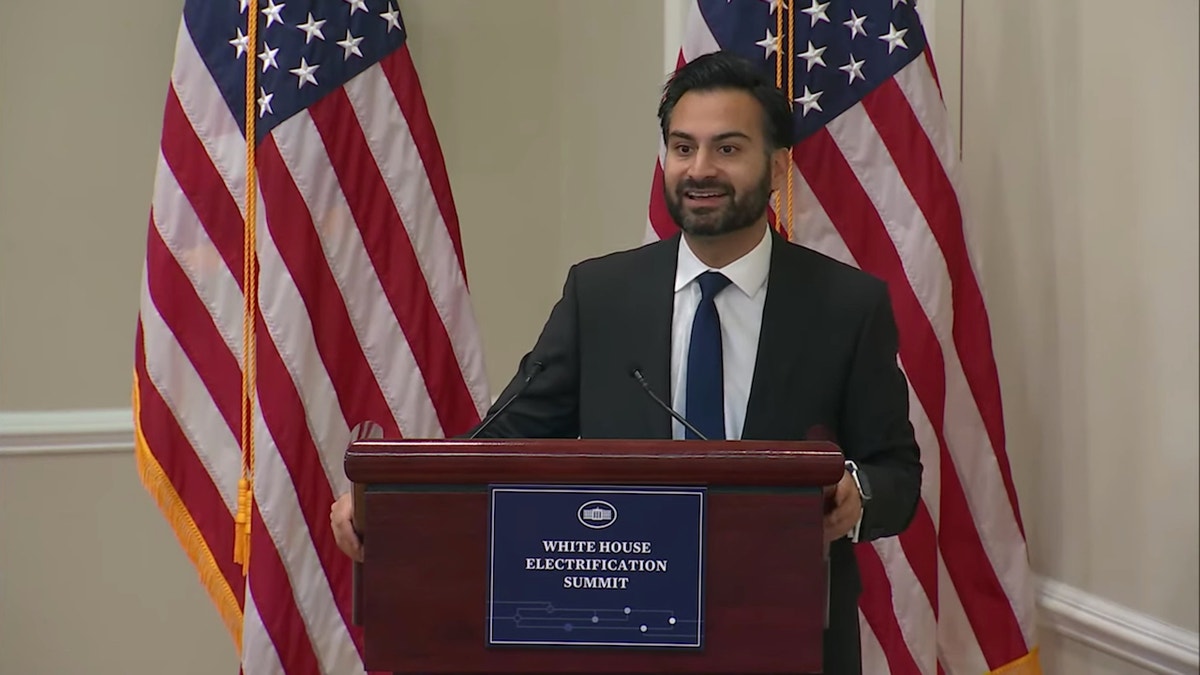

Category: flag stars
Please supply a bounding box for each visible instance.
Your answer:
[336,29,362,59]
[797,40,826,71]
[344,0,368,15]
[794,86,823,116]
[840,55,866,84]
[755,29,780,59]
[289,57,320,88]
[380,2,401,32]
[261,0,286,28]
[229,27,250,58]
[297,12,326,44]
[759,0,787,15]
[257,88,274,118]
[844,10,868,39]
[258,43,280,72]
[801,0,830,27]
[337,30,365,60]
[880,23,909,53]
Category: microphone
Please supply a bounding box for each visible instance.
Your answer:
[629,367,709,441]
[467,360,545,439]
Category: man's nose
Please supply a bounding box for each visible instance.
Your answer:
[686,148,719,180]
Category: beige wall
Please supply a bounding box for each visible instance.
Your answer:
[0,0,236,672]
[1,1,1196,674]
[961,0,1199,670]
[962,0,1199,644]
[404,0,665,391]
[0,451,236,674]
[0,1,663,673]
[0,0,182,410]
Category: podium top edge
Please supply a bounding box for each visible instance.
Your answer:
[343,439,846,486]
[346,438,841,452]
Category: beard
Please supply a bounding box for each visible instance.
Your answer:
[664,166,773,237]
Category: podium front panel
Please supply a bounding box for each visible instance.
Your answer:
[360,485,826,674]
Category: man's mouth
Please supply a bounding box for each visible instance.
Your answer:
[682,189,729,204]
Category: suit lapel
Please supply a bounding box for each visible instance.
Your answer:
[743,234,817,439]
[626,234,679,440]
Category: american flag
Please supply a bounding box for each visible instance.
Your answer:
[133,0,490,673]
[648,1,1042,673]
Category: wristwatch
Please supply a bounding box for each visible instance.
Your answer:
[844,460,870,542]
[844,460,872,503]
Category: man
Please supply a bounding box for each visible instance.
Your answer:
[333,50,922,673]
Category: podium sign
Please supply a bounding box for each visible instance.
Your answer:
[487,485,706,649]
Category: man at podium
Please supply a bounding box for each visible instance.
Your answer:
[333,50,922,674]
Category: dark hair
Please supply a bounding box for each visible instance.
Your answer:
[657,50,795,151]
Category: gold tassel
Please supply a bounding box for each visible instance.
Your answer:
[233,478,251,568]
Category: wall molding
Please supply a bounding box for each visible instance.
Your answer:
[0,408,133,456]
[1038,577,1199,674]
[3,409,1199,671]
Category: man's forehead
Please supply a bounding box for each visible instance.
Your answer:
[668,89,764,139]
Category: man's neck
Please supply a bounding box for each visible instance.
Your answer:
[683,221,770,269]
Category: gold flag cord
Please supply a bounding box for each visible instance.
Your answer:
[773,3,796,240]
[234,0,261,573]
[784,1,795,241]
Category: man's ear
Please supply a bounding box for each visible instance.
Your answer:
[770,146,791,192]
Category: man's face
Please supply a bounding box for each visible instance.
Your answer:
[662,89,779,237]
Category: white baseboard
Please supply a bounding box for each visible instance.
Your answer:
[2,409,1199,673]
[1038,577,1199,674]
[0,408,133,455]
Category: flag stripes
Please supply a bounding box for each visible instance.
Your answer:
[136,5,488,672]
[646,4,1040,672]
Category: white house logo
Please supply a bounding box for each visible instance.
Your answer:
[577,500,617,529]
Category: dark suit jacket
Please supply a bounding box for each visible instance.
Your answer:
[472,230,922,674]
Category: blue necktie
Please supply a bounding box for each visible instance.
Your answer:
[686,271,733,440]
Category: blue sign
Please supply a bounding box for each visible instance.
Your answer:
[487,485,706,648]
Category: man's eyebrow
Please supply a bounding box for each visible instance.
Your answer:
[667,131,753,142]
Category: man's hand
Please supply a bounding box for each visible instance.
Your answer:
[330,492,363,562]
[823,470,863,544]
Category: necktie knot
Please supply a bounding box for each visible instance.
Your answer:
[697,271,732,301]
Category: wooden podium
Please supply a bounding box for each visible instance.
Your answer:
[345,438,844,674]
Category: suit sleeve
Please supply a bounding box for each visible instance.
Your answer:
[463,265,582,439]
[840,285,923,541]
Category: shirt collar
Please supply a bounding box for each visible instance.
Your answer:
[674,226,772,297]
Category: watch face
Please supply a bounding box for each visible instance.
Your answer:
[846,462,871,500]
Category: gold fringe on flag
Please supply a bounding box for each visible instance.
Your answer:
[133,371,245,653]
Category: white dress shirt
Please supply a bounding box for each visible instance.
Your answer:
[669,227,772,440]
